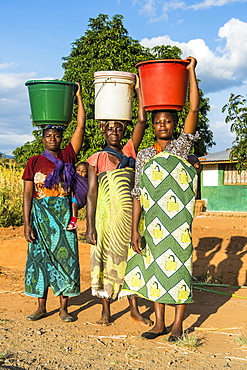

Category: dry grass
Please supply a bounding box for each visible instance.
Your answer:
[194,273,223,285]
[0,162,86,228]
[235,332,247,346]
[0,163,23,227]
[174,332,203,350]
[0,352,7,360]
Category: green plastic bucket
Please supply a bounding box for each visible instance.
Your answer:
[25,80,78,126]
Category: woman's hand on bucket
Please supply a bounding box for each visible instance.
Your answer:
[131,231,142,255]
[134,73,140,91]
[75,82,81,97]
[186,56,197,70]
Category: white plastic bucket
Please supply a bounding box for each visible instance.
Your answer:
[94,71,136,121]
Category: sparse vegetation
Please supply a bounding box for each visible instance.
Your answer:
[0,162,87,228]
[235,332,247,346]
[0,352,7,361]
[0,163,23,227]
[194,273,223,285]
[174,333,203,350]
[0,319,12,324]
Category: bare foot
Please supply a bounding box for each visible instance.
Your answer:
[130,312,153,327]
[147,324,167,334]
[96,314,111,326]
[170,328,182,338]
[170,324,183,338]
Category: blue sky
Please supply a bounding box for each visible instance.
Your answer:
[1,0,247,156]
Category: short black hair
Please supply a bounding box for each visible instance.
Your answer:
[76,162,88,169]
[151,110,178,125]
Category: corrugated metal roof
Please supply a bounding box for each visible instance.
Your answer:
[199,148,233,163]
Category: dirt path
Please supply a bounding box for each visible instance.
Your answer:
[1,213,247,369]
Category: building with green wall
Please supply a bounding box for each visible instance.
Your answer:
[199,149,247,212]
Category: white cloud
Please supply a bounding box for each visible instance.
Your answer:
[0,98,15,104]
[205,85,247,152]
[0,72,36,89]
[140,18,247,93]
[208,119,235,151]
[0,67,65,154]
[0,133,34,146]
[132,0,157,17]
[141,0,157,16]
[0,70,37,154]
[211,119,234,132]
[217,18,247,77]
[0,62,18,70]
[0,133,34,156]
[131,0,247,20]
[190,0,247,10]
[210,104,219,110]
[163,0,186,12]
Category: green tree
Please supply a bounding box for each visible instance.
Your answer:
[61,13,154,160]
[151,45,183,59]
[14,14,214,162]
[222,93,247,172]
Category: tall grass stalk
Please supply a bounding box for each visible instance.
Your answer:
[0,163,23,227]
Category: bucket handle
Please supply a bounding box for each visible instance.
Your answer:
[95,77,110,100]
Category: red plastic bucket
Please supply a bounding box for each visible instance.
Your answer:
[136,59,189,111]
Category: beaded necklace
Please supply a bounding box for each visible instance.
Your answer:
[153,142,162,153]
[153,141,171,153]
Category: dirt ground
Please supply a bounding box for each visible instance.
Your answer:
[1,213,247,370]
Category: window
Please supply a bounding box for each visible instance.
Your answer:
[202,164,218,186]
[224,163,247,185]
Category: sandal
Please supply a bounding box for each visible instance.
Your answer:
[141,328,167,339]
[64,222,77,231]
[27,311,46,321]
[59,313,74,322]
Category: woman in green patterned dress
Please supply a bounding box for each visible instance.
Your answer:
[23,84,85,322]
[120,57,200,341]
